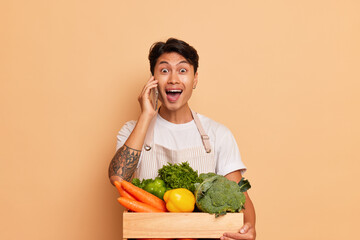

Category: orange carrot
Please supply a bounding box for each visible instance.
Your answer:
[114,181,136,200]
[117,197,164,212]
[120,180,167,212]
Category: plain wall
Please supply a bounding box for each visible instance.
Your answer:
[1,1,359,239]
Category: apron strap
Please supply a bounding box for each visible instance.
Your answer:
[143,109,212,153]
[143,112,157,151]
[191,110,212,153]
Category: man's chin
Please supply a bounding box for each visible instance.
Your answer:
[160,102,182,112]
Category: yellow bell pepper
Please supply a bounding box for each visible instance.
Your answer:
[163,188,196,212]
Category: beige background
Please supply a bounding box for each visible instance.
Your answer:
[1,1,359,240]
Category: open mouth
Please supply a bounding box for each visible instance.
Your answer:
[165,89,183,102]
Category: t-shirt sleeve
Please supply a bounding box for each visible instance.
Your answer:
[116,120,137,151]
[215,126,247,176]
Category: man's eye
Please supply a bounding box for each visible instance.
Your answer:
[179,68,187,73]
[161,69,169,73]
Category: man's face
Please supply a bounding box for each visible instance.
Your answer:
[153,52,198,112]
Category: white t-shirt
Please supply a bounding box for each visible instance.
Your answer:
[116,113,246,176]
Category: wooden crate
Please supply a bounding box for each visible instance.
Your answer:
[123,212,243,239]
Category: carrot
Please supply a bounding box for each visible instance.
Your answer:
[117,197,163,212]
[120,180,167,212]
[114,181,136,200]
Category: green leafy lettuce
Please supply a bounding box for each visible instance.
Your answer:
[157,162,201,192]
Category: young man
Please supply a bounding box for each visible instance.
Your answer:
[109,38,256,240]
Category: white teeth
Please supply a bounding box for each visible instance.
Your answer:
[167,90,182,93]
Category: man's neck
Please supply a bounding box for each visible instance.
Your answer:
[158,105,193,124]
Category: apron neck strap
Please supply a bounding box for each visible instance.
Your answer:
[144,109,212,153]
[191,109,212,153]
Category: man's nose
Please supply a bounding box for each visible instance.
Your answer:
[168,72,180,84]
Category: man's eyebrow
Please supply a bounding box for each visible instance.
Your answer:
[158,60,189,65]
[177,60,189,65]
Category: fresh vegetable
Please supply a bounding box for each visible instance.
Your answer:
[158,162,201,192]
[114,181,136,200]
[120,180,168,212]
[194,173,251,217]
[143,178,168,199]
[132,178,153,189]
[238,177,252,192]
[163,188,196,212]
[132,177,168,199]
[198,172,216,181]
[117,197,164,212]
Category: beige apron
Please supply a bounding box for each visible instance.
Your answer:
[133,110,216,180]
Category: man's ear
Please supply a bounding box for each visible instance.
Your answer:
[193,72,199,89]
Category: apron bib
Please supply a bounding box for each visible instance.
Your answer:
[133,110,216,180]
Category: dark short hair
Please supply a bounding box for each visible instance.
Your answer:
[148,38,199,75]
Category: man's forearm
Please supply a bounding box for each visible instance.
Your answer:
[243,192,256,226]
[108,113,154,184]
[108,144,141,183]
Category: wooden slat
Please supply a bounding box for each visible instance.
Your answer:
[123,212,243,239]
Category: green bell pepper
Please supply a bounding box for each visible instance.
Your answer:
[143,178,168,199]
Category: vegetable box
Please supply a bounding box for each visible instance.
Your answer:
[122,211,244,239]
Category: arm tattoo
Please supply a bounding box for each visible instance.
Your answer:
[108,144,141,181]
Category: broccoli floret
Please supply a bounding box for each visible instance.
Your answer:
[199,172,216,181]
[194,174,249,217]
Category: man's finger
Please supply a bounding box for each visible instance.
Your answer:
[140,79,158,97]
[147,75,155,82]
[141,76,156,93]
[223,225,255,240]
[222,232,240,239]
[239,222,251,234]
[221,232,252,240]
[220,236,234,240]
